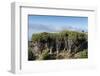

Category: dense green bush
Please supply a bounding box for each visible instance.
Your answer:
[32,32,50,42]
[38,49,56,60]
[31,31,87,42]
[28,48,36,60]
[74,49,88,58]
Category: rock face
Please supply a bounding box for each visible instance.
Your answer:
[28,31,88,57]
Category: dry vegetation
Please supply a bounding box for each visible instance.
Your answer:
[28,30,88,60]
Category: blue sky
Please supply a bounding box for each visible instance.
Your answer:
[28,15,88,40]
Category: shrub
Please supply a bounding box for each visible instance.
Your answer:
[28,48,36,60]
[38,49,56,60]
[74,49,88,58]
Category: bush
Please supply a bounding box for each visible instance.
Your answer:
[28,48,36,60]
[32,32,50,42]
[31,31,87,43]
[38,49,56,60]
[74,49,88,58]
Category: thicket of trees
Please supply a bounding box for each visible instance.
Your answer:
[28,30,88,60]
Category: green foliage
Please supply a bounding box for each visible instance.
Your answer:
[31,30,87,42]
[38,49,50,60]
[28,48,36,60]
[30,30,88,60]
[74,49,88,58]
[38,49,57,60]
[32,32,50,42]
[80,49,88,58]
